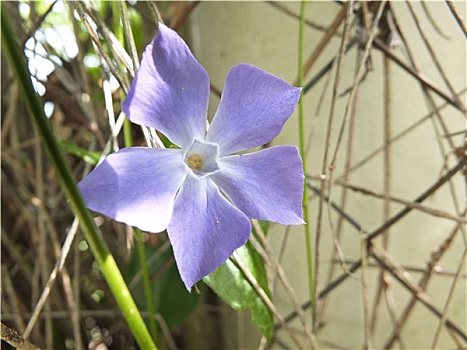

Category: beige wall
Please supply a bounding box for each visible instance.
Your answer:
[190,2,466,348]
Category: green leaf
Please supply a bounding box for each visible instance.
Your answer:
[203,242,273,340]
[60,140,101,166]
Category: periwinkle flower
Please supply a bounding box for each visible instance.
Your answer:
[78,23,304,290]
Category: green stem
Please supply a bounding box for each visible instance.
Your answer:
[298,0,315,322]
[1,6,157,349]
[123,117,134,147]
[135,228,159,342]
[116,2,158,342]
[123,112,158,346]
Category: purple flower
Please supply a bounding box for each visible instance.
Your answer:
[78,23,304,290]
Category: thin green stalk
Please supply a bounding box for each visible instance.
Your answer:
[1,6,157,349]
[135,228,158,342]
[117,2,158,342]
[123,117,134,147]
[298,0,315,322]
[123,118,158,341]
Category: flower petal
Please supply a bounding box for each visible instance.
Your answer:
[206,64,302,156]
[212,146,305,225]
[78,147,188,233]
[122,23,210,149]
[168,175,251,290]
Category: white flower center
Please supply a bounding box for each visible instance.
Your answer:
[184,139,220,177]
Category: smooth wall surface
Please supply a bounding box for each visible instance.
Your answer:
[189,2,465,348]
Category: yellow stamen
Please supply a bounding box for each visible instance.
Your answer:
[187,154,203,170]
